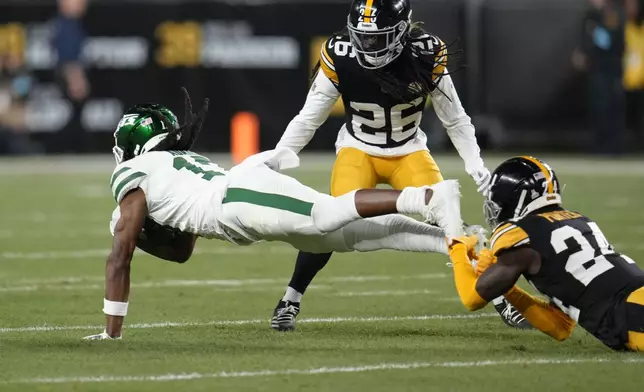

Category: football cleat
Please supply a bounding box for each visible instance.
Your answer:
[270,300,300,332]
[423,180,464,240]
[493,297,534,330]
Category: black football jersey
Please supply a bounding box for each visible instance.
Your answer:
[490,208,644,345]
[318,31,447,148]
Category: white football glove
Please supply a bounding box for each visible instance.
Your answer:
[83,330,121,341]
[466,165,492,196]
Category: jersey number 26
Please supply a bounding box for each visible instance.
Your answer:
[349,97,424,146]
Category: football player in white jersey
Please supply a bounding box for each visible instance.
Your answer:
[84,92,466,340]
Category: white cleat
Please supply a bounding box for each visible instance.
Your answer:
[424,180,464,241]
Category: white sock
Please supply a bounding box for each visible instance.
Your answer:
[312,191,361,233]
[492,296,505,306]
[395,187,429,215]
[282,287,302,303]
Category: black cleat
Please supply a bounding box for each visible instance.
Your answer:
[270,300,300,331]
[494,297,534,330]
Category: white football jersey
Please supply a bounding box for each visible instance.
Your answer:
[109,151,229,239]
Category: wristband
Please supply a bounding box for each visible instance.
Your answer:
[103,299,129,316]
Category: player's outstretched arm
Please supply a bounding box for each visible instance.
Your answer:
[448,236,528,310]
[275,71,340,154]
[477,248,576,341]
[84,189,147,340]
[474,248,534,301]
[431,73,491,194]
[449,236,502,310]
[503,286,576,341]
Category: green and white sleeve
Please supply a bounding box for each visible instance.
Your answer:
[110,166,147,203]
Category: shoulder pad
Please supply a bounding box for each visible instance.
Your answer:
[490,222,530,257]
[408,34,448,81]
[109,153,166,202]
[319,34,353,85]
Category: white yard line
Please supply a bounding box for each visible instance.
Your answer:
[5,357,644,384]
[1,154,643,176]
[11,273,447,285]
[15,276,105,284]
[612,243,644,253]
[1,246,457,261]
[0,273,450,293]
[0,312,497,334]
[334,289,438,297]
[0,228,109,239]
[0,246,295,260]
[604,197,632,209]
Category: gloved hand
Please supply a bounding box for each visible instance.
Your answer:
[83,330,121,341]
[467,165,492,196]
[475,248,497,276]
[448,235,480,260]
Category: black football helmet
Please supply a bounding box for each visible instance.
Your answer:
[484,156,562,229]
[347,0,412,69]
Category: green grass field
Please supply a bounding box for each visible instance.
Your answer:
[1,154,643,391]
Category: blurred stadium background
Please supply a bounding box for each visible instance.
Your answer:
[2,1,644,391]
[1,0,643,156]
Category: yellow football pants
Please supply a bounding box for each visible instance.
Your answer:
[330,147,444,197]
[627,286,644,352]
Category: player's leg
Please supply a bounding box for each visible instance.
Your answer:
[335,214,449,254]
[273,148,377,331]
[386,150,462,238]
[223,162,450,248]
[388,150,443,189]
[625,286,644,352]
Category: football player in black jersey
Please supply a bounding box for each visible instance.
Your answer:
[448,156,644,351]
[270,0,532,332]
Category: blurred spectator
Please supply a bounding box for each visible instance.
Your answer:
[53,0,89,102]
[573,0,626,155]
[51,0,89,153]
[624,0,644,143]
[0,53,42,155]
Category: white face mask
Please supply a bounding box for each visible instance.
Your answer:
[112,146,124,165]
[483,199,502,229]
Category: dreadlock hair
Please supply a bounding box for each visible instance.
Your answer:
[311,22,464,102]
[148,88,210,152]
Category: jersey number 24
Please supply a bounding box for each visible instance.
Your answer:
[551,222,635,286]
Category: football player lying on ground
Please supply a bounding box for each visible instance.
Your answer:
[84,90,465,340]
[448,156,644,351]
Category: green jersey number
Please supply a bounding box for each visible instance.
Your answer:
[172,155,223,181]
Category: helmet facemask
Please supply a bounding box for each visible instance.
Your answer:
[348,16,409,69]
[483,198,502,229]
[112,145,125,164]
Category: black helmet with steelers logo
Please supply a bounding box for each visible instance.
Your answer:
[484,156,562,229]
[347,0,412,69]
